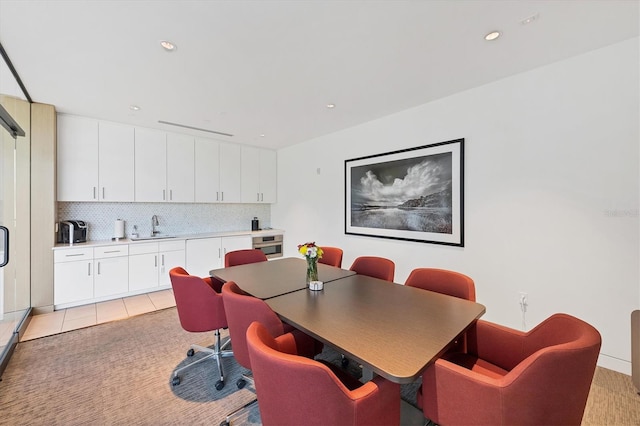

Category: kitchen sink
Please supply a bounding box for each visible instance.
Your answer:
[130,235,176,241]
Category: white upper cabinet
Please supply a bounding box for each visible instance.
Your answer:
[98,121,135,201]
[134,127,167,202]
[166,133,195,202]
[57,115,99,201]
[219,143,242,203]
[241,146,277,203]
[194,137,221,202]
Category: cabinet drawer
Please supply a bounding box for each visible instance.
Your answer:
[159,240,185,252]
[94,245,129,259]
[129,242,159,255]
[54,247,93,263]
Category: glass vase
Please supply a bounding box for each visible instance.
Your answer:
[306,257,318,284]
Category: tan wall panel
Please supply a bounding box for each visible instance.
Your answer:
[30,103,56,309]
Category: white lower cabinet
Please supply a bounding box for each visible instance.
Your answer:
[129,240,185,291]
[54,247,94,306]
[185,235,251,278]
[54,245,129,307]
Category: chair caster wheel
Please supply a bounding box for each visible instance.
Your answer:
[215,380,225,390]
[187,348,195,357]
[341,357,349,368]
[219,421,230,426]
[236,378,247,389]
[172,376,180,386]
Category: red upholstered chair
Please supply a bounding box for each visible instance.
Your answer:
[420,313,602,426]
[220,281,323,425]
[349,256,395,282]
[405,267,476,354]
[246,321,401,426]
[405,267,475,301]
[169,267,233,389]
[224,249,267,267]
[318,246,344,268]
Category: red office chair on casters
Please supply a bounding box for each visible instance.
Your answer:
[420,314,601,425]
[246,321,401,426]
[349,256,395,281]
[220,281,323,426]
[169,267,233,389]
[224,249,267,267]
[318,246,344,268]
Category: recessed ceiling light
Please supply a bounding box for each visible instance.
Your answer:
[326,103,336,109]
[129,105,140,111]
[260,134,265,138]
[484,31,501,41]
[160,40,176,51]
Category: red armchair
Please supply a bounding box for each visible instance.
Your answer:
[405,267,475,301]
[220,281,323,425]
[421,313,602,425]
[168,267,233,389]
[318,246,344,268]
[405,267,476,354]
[246,321,401,426]
[224,248,267,267]
[349,256,395,282]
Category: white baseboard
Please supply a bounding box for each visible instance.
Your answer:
[597,353,631,375]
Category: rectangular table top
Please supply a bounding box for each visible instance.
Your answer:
[266,273,486,384]
[210,257,356,299]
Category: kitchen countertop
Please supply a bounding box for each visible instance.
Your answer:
[53,228,285,250]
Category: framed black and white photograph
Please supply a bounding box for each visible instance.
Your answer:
[345,138,464,246]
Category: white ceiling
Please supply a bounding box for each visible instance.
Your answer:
[0,0,638,149]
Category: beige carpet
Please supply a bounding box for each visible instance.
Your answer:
[0,307,638,425]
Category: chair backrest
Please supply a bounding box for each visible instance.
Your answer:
[318,247,343,268]
[169,266,227,332]
[221,281,285,369]
[349,256,395,282]
[246,321,401,426]
[405,268,476,301]
[224,249,268,267]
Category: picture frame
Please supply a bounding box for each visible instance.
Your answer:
[345,138,464,246]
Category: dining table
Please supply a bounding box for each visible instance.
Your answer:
[210,257,486,384]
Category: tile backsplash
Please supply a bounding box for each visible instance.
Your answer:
[58,202,271,241]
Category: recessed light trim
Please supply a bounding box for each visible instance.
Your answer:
[521,14,539,25]
[129,105,140,111]
[326,103,336,109]
[160,40,176,51]
[484,31,501,41]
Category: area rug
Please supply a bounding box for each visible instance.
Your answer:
[0,307,419,425]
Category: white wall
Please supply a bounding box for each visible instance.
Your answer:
[272,38,640,374]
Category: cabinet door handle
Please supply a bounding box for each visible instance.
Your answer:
[97,261,101,275]
[257,193,260,202]
[88,263,91,276]
[218,248,221,259]
[93,187,97,199]
[261,193,264,202]
[102,187,105,199]
[163,190,166,201]
[216,191,219,201]
[66,253,84,258]
[161,254,165,266]
[155,255,158,267]
[103,250,121,254]
[170,189,173,201]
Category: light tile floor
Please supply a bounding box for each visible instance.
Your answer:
[21,289,176,341]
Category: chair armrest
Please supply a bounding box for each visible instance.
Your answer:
[471,319,527,371]
[423,358,504,425]
[347,376,400,425]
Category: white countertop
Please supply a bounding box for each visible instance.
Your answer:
[53,228,285,250]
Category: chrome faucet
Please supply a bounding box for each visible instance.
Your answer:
[151,215,159,236]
